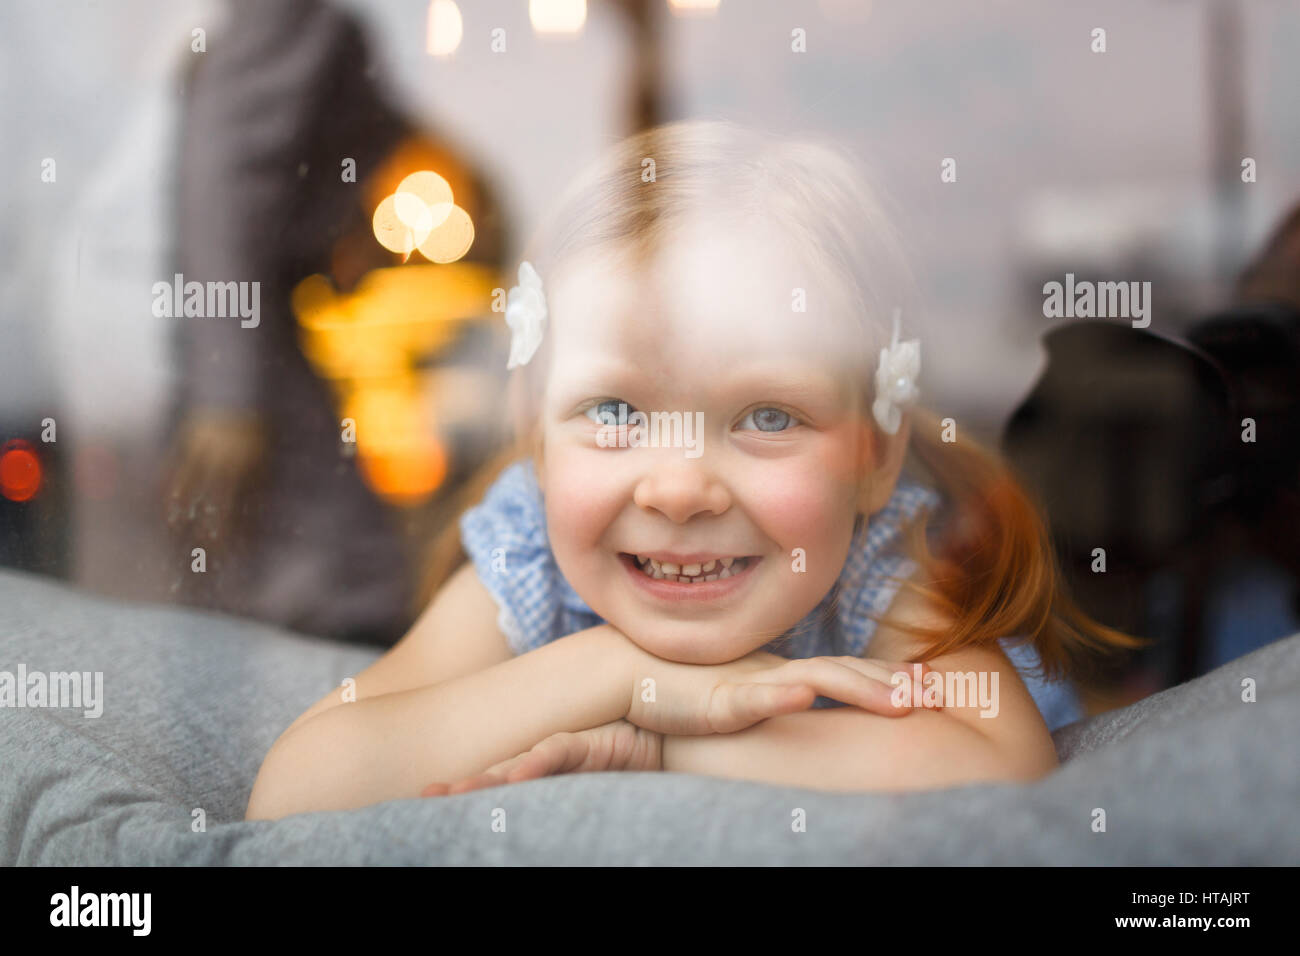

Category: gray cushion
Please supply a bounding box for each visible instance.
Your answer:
[1,569,1296,864]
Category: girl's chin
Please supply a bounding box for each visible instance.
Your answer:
[618,624,760,666]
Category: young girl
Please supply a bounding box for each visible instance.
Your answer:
[246,120,1143,819]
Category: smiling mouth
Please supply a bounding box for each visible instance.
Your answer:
[619,553,757,583]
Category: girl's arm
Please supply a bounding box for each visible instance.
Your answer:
[249,557,915,818]
[661,580,1058,793]
[246,621,634,818]
[276,562,516,740]
[659,643,1060,790]
[246,562,636,819]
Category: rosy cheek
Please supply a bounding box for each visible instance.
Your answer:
[545,480,613,555]
[746,469,841,546]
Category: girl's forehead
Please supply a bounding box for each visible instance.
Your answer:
[547,224,864,373]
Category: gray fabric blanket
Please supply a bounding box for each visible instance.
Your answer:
[1,569,1296,864]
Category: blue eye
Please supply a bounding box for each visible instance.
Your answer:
[585,399,634,426]
[738,407,797,432]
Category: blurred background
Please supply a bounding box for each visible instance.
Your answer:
[2,0,1298,712]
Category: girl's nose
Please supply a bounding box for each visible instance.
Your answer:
[632,461,731,524]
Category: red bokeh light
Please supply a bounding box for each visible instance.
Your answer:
[0,440,43,502]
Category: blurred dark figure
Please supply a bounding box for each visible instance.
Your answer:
[1004,205,1300,697]
[166,0,506,644]
[1187,205,1300,669]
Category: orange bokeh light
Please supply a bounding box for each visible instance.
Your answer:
[292,262,500,506]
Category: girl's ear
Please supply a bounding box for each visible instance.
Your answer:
[857,413,912,516]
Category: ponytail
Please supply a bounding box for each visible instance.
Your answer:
[878,406,1150,685]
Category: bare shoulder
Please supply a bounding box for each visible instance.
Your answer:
[861,572,953,664]
[376,560,516,686]
[864,572,1059,779]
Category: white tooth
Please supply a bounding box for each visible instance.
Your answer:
[661,562,680,575]
[651,566,664,579]
[718,566,732,578]
[702,560,717,573]
[720,557,734,568]
[683,563,701,576]
[704,574,718,581]
[637,554,649,566]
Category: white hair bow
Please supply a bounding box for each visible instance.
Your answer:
[872,309,921,435]
[505,261,548,370]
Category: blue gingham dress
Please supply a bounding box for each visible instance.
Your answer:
[459,459,1084,732]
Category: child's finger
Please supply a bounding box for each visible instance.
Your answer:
[419,774,495,796]
[709,682,816,733]
[898,662,945,708]
[447,771,507,794]
[766,659,915,717]
[501,743,570,781]
[821,657,947,710]
[521,730,607,775]
[834,657,926,691]
[422,755,549,797]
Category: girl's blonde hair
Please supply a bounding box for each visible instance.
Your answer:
[421,119,1147,687]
